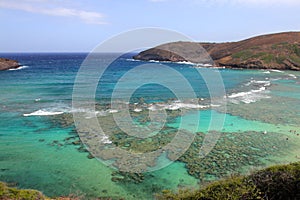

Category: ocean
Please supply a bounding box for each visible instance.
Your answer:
[1,53,300,199]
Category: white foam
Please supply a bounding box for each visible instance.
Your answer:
[84,110,107,119]
[149,60,160,63]
[228,86,270,104]
[8,66,29,71]
[263,71,270,74]
[210,104,221,107]
[176,61,197,65]
[253,80,270,84]
[245,80,271,87]
[147,101,209,111]
[174,102,208,109]
[126,58,140,62]
[23,110,63,116]
[197,63,213,67]
[148,104,158,111]
[130,57,211,66]
[228,92,250,99]
[83,109,118,118]
[108,109,118,113]
[288,74,297,79]
[145,59,199,66]
[101,135,112,144]
[270,69,284,73]
[133,108,142,112]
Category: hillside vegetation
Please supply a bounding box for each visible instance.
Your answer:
[157,161,300,200]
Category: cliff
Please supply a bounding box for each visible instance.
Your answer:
[133,32,300,70]
[0,58,21,71]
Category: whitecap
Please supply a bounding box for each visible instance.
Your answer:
[228,86,270,104]
[23,110,63,116]
[210,104,221,107]
[270,69,284,73]
[8,66,29,71]
[101,135,112,144]
[174,102,208,109]
[147,101,208,111]
[176,61,197,65]
[133,108,142,112]
[244,80,271,87]
[149,60,160,63]
[288,74,297,79]
[126,58,140,62]
[147,105,156,111]
[108,109,118,113]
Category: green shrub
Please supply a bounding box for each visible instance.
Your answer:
[291,44,300,57]
[249,162,300,200]
[289,55,300,64]
[232,50,253,60]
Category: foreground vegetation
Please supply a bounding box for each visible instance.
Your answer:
[157,161,300,200]
[0,182,47,200]
[2,161,300,199]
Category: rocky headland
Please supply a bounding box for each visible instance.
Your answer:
[133,32,300,70]
[0,58,21,71]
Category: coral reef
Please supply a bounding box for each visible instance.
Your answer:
[179,131,290,181]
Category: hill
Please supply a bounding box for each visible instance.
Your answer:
[133,32,300,70]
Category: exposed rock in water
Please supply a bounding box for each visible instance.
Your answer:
[133,32,300,70]
[0,58,21,71]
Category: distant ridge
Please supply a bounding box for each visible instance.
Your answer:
[133,32,300,70]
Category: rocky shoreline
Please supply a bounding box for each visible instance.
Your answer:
[0,58,21,71]
[133,32,300,71]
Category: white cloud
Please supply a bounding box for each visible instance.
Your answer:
[0,0,106,25]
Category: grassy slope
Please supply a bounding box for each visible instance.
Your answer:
[157,161,300,200]
[222,42,300,69]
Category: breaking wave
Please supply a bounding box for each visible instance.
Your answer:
[228,79,271,104]
[23,110,64,116]
[8,66,29,71]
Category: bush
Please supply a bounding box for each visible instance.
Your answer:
[249,162,300,200]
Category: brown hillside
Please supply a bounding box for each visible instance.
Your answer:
[134,32,300,70]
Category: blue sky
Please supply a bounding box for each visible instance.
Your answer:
[0,0,300,52]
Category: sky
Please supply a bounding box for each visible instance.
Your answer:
[0,0,300,52]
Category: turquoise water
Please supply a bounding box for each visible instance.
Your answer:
[1,53,300,199]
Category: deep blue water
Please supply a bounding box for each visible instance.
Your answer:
[0,53,262,104]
